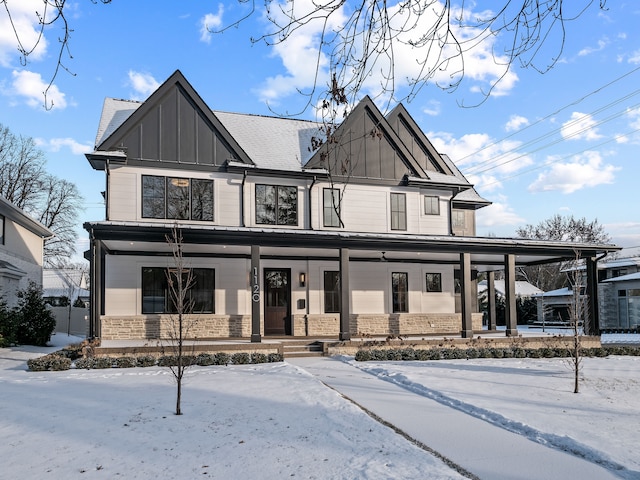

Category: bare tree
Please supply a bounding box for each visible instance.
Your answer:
[516,214,611,292]
[164,227,197,416]
[566,251,589,393]
[0,123,83,266]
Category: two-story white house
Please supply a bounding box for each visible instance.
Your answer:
[0,196,53,307]
[84,70,619,342]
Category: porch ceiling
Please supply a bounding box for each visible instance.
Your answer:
[85,221,621,272]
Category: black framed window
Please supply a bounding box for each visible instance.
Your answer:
[426,273,442,292]
[392,272,408,313]
[323,188,341,227]
[424,195,440,215]
[390,193,407,230]
[0,214,4,245]
[256,184,297,225]
[324,271,341,313]
[142,176,214,221]
[142,267,215,314]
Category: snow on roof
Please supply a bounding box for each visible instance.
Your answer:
[478,280,544,297]
[95,98,142,148]
[214,111,321,171]
[602,271,640,283]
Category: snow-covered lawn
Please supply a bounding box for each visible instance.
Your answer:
[1,333,639,479]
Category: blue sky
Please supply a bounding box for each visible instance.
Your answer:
[1,1,639,262]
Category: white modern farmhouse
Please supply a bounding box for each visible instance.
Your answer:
[84,70,618,342]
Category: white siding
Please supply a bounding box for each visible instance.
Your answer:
[108,169,137,221]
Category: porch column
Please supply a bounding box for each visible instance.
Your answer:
[250,245,261,343]
[339,248,351,341]
[89,236,103,339]
[586,256,600,335]
[504,254,518,336]
[460,252,473,338]
[487,271,497,331]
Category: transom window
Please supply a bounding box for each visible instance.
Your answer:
[324,271,341,313]
[392,272,408,313]
[255,184,298,225]
[424,195,440,215]
[142,175,214,221]
[323,188,341,228]
[390,193,407,231]
[142,267,215,314]
[426,273,442,292]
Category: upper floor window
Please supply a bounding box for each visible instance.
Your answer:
[390,193,406,231]
[142,175,213,221]
[142,267,215,314]
[392,272,408,313]
[424,196,440,215]
[256,184,297,225]
[425,273,442,292]
[452,210,466,229]
[323,188,341,228]
[324,271,341,313]
[0,214,4,245]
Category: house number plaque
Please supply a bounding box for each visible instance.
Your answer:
[251,266,260,303]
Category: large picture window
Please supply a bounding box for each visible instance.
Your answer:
[142,267,215,314]
[392,272,408,313]
[390,193,407,231]
[255,184,298,225]
[324,271,341,313]
[142,175,213,221]
[323,188,341,228]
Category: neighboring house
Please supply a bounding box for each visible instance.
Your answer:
[0,196,54,307]
[43,268,90,307]
[83,70,619,341]
[533,248,640,331]
[478,280,543,299]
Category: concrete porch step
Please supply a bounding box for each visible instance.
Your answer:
[282,341,324,358]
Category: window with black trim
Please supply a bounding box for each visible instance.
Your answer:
[392,272,408,313]
[390,193,406,230]
[323,188,341,227]
[142,175,214,221]
[142,267,215,314]
[424,196,440,215]
[426,273,442,292]
[324,271,340,313]
[255,184,297,225]
[0,214,4,245]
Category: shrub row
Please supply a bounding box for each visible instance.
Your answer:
[28,350,284,371]
[355,345,640,362]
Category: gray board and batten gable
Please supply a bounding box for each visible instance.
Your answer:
[91,70,252,170]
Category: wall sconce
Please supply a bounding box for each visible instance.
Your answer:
[299,272,306,287]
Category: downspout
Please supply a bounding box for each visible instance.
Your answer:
[308,175,317,230]
[105,159,110,221]
[241,169,248,227]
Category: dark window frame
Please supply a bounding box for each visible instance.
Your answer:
[255,184,298,226]
[142,175,214,221]
[424,195,440,215]
[425,273,442,292]
[323,188,341,228]
[0,214,4,245]
[324,270,341,313]
[390,193,407,231]
[392,272,409,313]
[142,267,215,314]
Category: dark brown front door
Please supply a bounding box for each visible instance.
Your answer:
[264,269,291,335]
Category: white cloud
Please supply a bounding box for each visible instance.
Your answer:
[422,100,441,116]
[505,115,529,132]
[560,112,603,141]
[127,71,160,100]
[36,137,93,155]
[528,151,619,194]
[605,222,640,248]
[578,38,609,57]
[11,70,67,109]
[476,195,524,230]
[0,0,50,67]
[200,5,225,44]
[626,49,640,64]
[257,1,519,105]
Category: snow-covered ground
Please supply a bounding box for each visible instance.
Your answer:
[1,332,639,479]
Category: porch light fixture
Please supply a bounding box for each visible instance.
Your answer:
[299,272,306,287]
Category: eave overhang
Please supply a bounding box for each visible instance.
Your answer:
[85,150,127,171]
